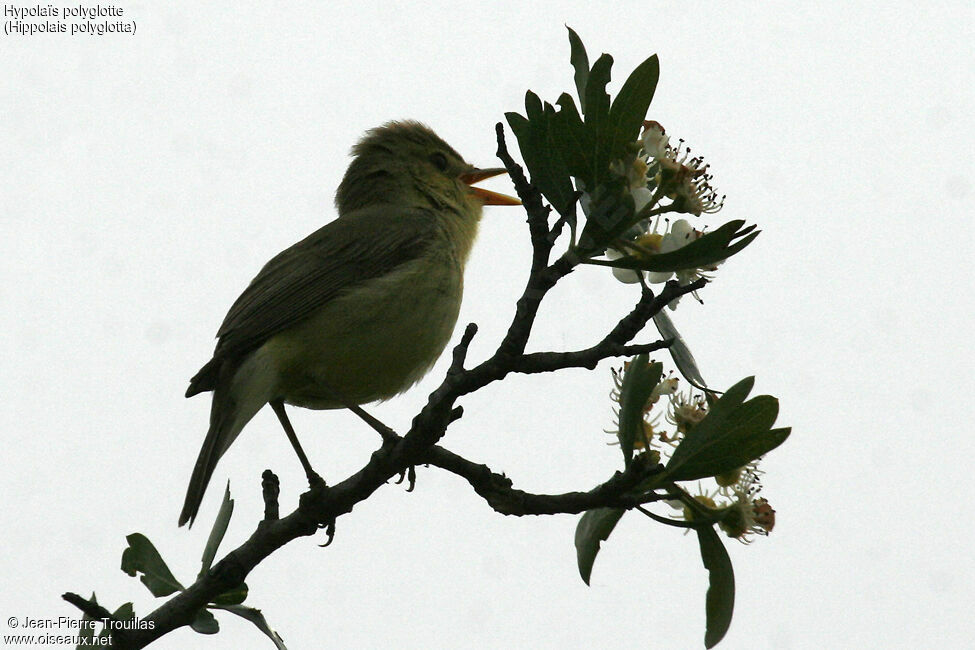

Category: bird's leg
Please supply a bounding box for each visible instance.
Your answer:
[270,399,326,487]
[312,378,399,444]
[344,403,399,445]
[311,380,415,489]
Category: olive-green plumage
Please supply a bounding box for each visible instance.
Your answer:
[179,121,515,527]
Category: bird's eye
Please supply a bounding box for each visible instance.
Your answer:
[429,152,449,172]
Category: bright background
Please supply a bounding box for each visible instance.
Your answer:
[2,2,972,649]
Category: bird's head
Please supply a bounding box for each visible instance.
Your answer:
[335,121,519,215]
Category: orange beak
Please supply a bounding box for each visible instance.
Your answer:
[460,167,522,206]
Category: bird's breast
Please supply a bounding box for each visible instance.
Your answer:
[265,249,465,409]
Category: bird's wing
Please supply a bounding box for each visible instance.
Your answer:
[213,205,439,360]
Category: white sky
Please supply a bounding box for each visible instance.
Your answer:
[2,2,972,649]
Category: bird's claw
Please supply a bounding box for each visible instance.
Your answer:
[394,465,417,491]
[317,519,336,547]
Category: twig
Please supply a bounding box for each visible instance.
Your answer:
[495,122,552,271]
[422,445,667,516]
[261,470,279,522]
[62,592,115,622]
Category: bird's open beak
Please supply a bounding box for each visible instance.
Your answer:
[461,167,521,206]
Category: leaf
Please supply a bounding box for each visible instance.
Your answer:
[190,608,219,635]
[566,26,589,112]
[112,602,135,620]
[574,508,625,585]
[616,354,663,466]
[553,93,592,182]
[213,604,289,650]
[584,53,612,122]
[608,54,660,156]
[609,220,760,273]
[666,378,792,481]
[541,103,579,217]
[653,310,707,390]
[583,54,614,185]
[697,526,735,648]
[577,176,633,250]
[211,583,249,606]
[200,482,234,577]
[97,603,135,642]
[505,94,576,217]
[121,533,184,597]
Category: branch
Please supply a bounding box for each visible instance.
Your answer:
[507,278,707,374]
[512,340,672,373]
[495,121,552,272]
[62,592,115,622]
[423,445,667,515]
[601,277,707,347]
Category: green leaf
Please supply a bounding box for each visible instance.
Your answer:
[652,311,707,390]
[609,220,760,273]
[574,508,625,585]
[97,603,135,642]
[584,53,612,121]
[541,103,578,217]
[111,602,135,620]
[190,608,219,635]
[577,176,633,251]
[608,54,660,156]
[213,604,289,650]
[666,378,792,481]
[566,26,589,113]
[121,533,184,597]
[553,93,592,181]
[697,526,735,648]
[211,583,249,606]
[584,54,614,186]
[525,89,544,121]
[616,354,663,466]
[505,94,576,217]
[200,482,234,578]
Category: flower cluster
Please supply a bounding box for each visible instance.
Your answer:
[607,217,722,309]
[607,364,775,543]
[607,366,700,453]
[638,121,725,217]
[602,122,727,307]
[673,471,775,543]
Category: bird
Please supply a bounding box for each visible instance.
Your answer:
[178,121,520,527]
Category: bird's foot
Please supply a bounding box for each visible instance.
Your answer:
[306,470,327,488]
[394,465,417,492]
[318,519,336,547]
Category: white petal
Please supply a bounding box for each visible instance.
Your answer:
[613,266,644,284]
[670,219,694,241]
[631,187,654,214]
[607,248,644,284]
[658,233,682,254]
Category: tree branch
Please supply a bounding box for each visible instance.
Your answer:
[422,445,667,516]
[62,592,115,622]
[495,121,552,272]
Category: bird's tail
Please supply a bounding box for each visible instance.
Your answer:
[179,362,268,527]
